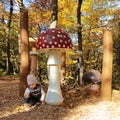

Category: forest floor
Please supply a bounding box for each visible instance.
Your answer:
[0,76,120,120]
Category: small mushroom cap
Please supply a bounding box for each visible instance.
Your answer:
[82,69,102,84]
[36,28,73,52]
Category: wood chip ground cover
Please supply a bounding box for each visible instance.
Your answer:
[0,76,120,120]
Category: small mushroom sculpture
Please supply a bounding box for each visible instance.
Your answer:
[82,69,102,97]
[36,28,72,105]
[82,69,102,84]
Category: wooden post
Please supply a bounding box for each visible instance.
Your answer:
[30,45,38,76]
[101,29,113,101]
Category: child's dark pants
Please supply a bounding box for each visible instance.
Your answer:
[24,95,41,106]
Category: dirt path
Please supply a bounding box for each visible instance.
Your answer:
[0,76,120,120]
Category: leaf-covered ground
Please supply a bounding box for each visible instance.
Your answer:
[0,76,120,120]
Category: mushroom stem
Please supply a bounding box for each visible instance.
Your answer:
[45,50,63,105]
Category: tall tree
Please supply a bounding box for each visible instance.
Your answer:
[77,0,83,85]
[15,0,29,96]
[50,0,58,28]
[6,0,13,74]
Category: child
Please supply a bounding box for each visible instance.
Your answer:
[24,74,46,110]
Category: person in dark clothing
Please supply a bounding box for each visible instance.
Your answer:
[24,74,46,110]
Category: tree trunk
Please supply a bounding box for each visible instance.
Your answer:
[50,0,58,28]
[19,7,29,97]
[15,0,29,96]
[6,0,13,74]
[77,0,83,85]
[101,29,113,101]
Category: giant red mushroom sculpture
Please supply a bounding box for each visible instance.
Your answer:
[36,28,72,105]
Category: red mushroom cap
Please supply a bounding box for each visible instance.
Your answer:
[36,28,73,52]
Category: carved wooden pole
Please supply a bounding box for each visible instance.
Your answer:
[101,29,113,101]
[30,44,38,77]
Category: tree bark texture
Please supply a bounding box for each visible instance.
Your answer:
[19,8,29,97]
[6,0,13,74]
[50,0,58,28]
[77,0,83,85]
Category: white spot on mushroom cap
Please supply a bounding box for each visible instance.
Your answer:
[58,44,61,47]
[54,42,57,45]
[65,41,68,44]
[52,30,55,32]
[47,45,49,48]
[63,35,66,38]
[39,42,41,45]
[49,41,52,44]
[58,31,61,33]
[52,45,55,48]
[63,45,66,47]
[44,40,47,43]
[52,36,55,39]
[60,40,63,43]
[42,44,45,47]
[57,34,62,37]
